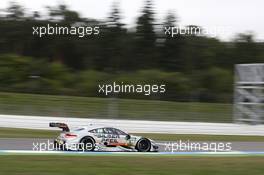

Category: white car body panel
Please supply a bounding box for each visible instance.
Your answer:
[52,124,159,152]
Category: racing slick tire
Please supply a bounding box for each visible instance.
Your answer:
[80,137,95,151]
[136,138,151,152]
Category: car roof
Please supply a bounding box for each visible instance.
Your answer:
[71,125,119,131]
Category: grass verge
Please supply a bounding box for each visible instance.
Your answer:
[0,155,264,175]
[0,92,232,122]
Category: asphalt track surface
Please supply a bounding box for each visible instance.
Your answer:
[0,138,264,152]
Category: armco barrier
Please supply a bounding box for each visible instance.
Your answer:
[1,114,264,136]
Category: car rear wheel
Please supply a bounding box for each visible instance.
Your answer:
[53,140,67,151]
[80,137,95,151]
[136,138,151,152]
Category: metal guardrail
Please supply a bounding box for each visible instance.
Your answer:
[1,114,264,136]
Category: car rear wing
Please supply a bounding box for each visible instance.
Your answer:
[49,122,70,132]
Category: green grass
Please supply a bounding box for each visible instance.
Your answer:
[0,92,232,122]
[1,127,264,142]
[0,155,264,175]
[0,128,60,139]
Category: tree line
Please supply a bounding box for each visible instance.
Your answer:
[0,1,263,102]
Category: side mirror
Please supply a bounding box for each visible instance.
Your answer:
[125,134,131,140]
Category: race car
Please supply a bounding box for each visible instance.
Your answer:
[49,122,159,152]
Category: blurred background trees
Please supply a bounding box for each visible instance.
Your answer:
[0,1,263,103]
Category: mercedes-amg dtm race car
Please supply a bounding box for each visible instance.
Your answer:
[50,122,159,152]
